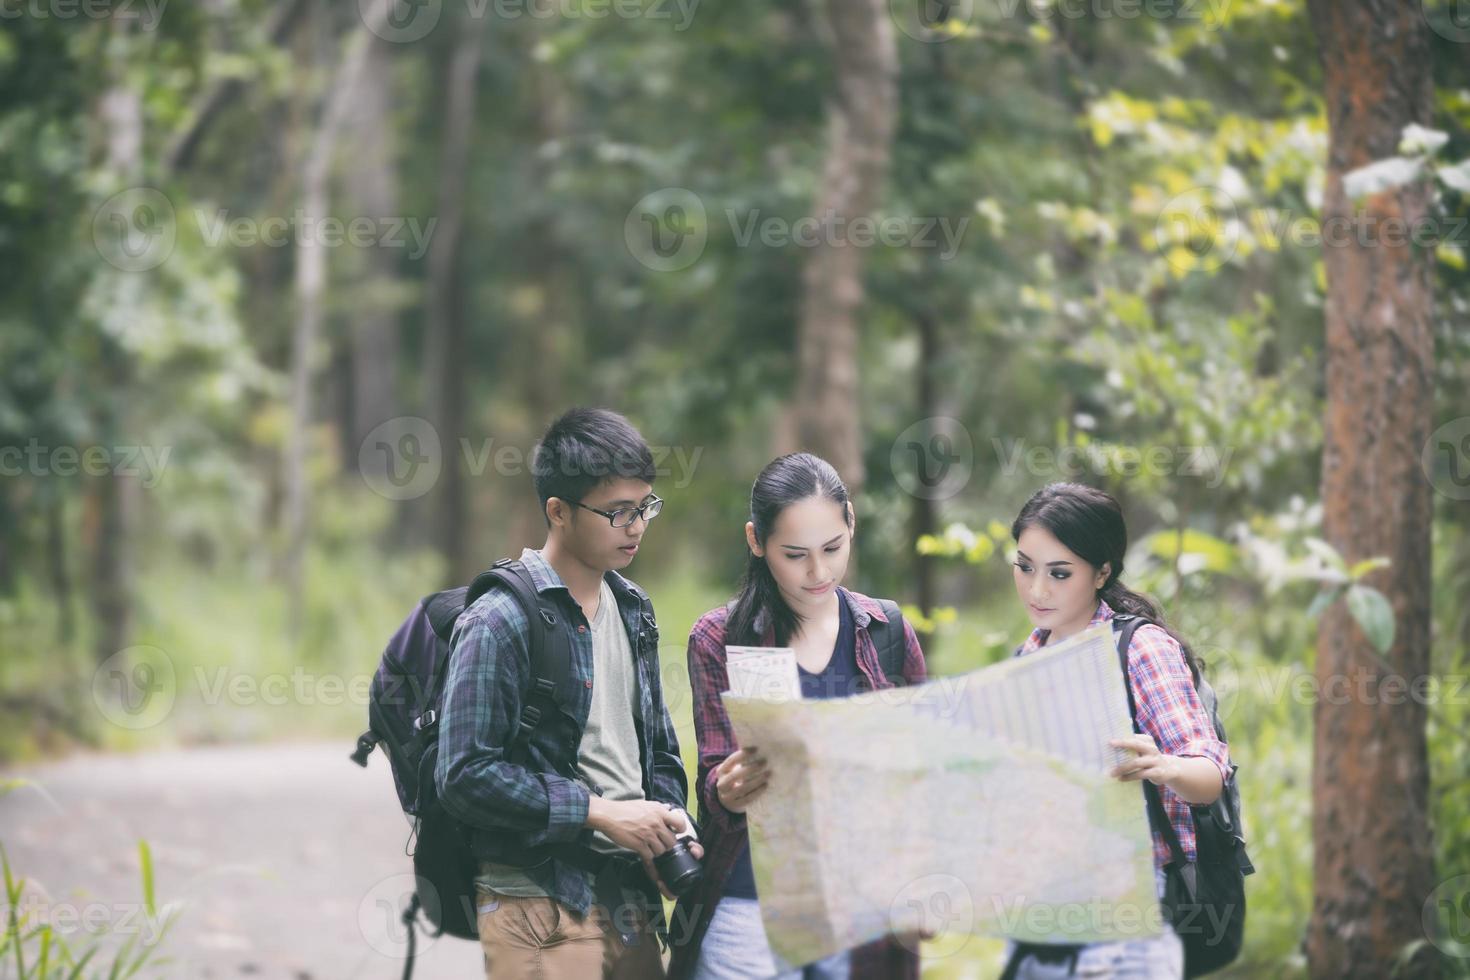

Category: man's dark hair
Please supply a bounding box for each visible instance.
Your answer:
[532,407,657,524]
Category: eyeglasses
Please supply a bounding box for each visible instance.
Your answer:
[572,495,664,528]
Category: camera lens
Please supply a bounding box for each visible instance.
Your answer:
[653,838,703,897]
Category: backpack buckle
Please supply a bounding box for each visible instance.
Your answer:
[518,705,543,736]
[413,709,437,732]
[531,677,557,698]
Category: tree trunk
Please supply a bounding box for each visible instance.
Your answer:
[343,40,402,466]
[911,309,939,620]
[47,492,74,646]
[283,0,389,631]
[794,0,898,501]
[421,15,487,586]
[91,12,143,665]
[503,35,571,555]
[1305,2,1437,977]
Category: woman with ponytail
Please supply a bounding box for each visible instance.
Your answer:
[668,453,927,980]
[1002,482,1229,979]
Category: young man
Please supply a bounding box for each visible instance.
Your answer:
[435,407,700,979]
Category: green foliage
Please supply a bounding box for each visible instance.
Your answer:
[0,825,177,980]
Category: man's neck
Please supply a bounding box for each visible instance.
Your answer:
[541,537,606,615]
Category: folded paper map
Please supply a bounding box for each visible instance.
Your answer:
[720,623,1163,967]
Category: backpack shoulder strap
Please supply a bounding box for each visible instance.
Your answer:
[480,559,577,734]
[1112,613,1189,870]
[870,598,909,685]
[422,587,470,641]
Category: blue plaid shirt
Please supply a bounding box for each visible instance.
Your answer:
[434,547,689,914]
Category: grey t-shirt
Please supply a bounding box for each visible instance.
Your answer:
[581,577,647,852]
[476,577,644,896]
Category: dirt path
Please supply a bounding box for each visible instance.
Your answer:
[1,741,483,979]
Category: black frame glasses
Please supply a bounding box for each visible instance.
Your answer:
[572,495,664,528]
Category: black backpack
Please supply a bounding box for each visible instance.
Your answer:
[1112,614,1255,978]
[348,557,592,977]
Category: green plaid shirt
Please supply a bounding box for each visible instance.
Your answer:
[434,548,688,914]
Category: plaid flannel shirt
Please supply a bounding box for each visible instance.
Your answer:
[667,589,927,980]
[434,547,688,915]
[1017,599,1231,867]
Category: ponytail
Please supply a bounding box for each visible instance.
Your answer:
[1099,577,1203,687]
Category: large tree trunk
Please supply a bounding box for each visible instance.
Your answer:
[1305,2,1437,977]
[421,15,487,586]
[793,0,898,500]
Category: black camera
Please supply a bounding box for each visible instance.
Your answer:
[653,836,703,897]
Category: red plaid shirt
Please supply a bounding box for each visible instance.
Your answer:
[667,589,927,980]
[1018,599,1231,868]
